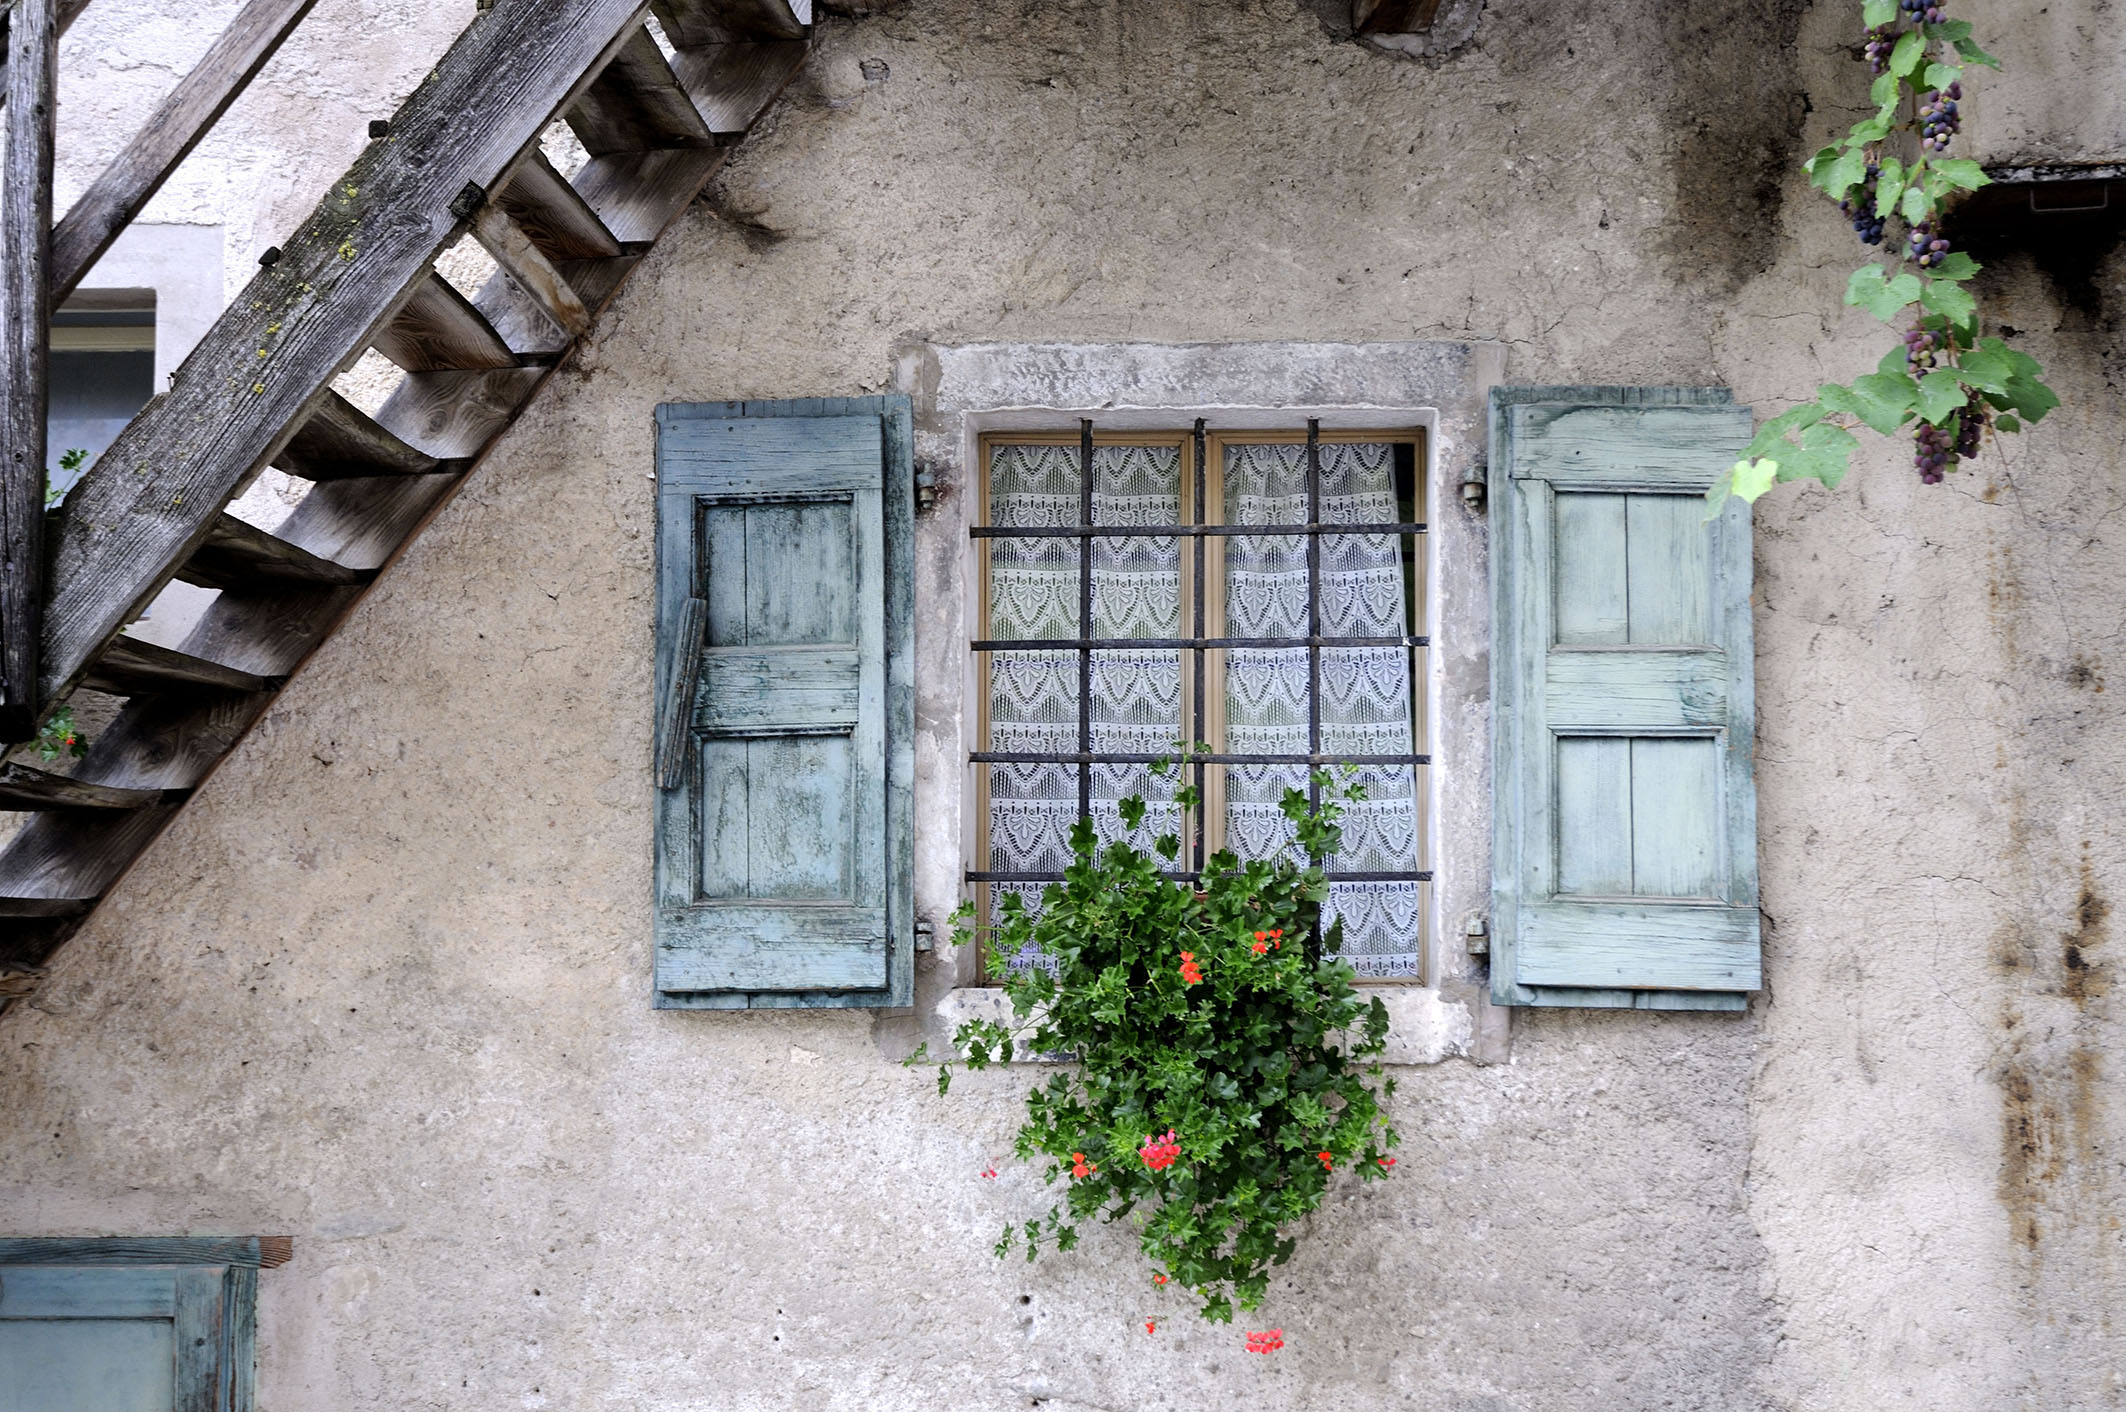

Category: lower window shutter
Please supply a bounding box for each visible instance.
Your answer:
[653,398,915,1008]
[1490,387,1761,1009]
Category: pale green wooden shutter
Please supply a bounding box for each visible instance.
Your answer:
[652,397,914,1008]
[1490,387,1761,1009]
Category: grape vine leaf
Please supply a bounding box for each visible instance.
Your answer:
[1901,183,1929,225]
[1922,62,1962,89]
[1889,30,1925,78]
[1954,341,2015,395]
[1739,402,1829,462]
[1919,278,1977,325]
[1730,458,1780,504]
[1775,421,1860,489]
[1928,19,1974,40]
[1863,0,1895,25]
[1930,158,1988,190]
[1824,374,1917,435]
[1915,368,1969,423]
[1952,36,2000,69]
[1929,251,1981,281]
[1847,267,1923,322]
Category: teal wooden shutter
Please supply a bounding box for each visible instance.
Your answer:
[0,1258,256,1412]
[652,397,914,1008]
[1490,387,1760,1010]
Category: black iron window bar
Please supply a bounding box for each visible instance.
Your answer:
[967,418,1435,889]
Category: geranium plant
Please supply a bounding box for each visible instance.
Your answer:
[926,761,1399,1323]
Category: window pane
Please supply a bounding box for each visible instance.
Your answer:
[985,443,1182,970]
[1222,440,1421,977]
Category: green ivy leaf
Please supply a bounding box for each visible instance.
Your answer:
[1931,158,1988,191]
[1889,29,1925,77]
[1953,36,2000,68]
[1863,0,1896,25]
[1847,266,1924,322]
[1915,368,1970,423]
[1919,278,1977,325]
[1929,251,1981,281]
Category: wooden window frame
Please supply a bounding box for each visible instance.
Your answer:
[970,421,1430,982]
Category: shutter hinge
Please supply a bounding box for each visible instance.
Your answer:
[1462,914,1490,955]
[914,462,939,513]
[1459,452,1488,512]
[914,919,935,953]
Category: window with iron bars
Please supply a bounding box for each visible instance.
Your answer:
[969,419,1431,980]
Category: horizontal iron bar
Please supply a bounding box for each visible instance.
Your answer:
[965,869,1434,884]
[971,751,1429,766]
[972,635,1429,651]
[972,521,1426,539]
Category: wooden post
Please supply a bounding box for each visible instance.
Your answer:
[0,0,56,742]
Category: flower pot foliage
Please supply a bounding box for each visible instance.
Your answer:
[929,761,1399,1323]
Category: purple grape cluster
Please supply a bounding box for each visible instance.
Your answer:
[1901,0,1946,22]
[1839,165,1889,245]
[1913,421,1957,483]
[1903,322,1943,374]
[1864,24,1896,75]
[1919,83,1962,152]
[1907,221,1952,269]
[1955,406,1987,459]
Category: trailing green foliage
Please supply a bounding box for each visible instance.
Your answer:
[47,448,86,508]
[924,761,1399,1323]
[35,704,87,762]
[1709,3,2059,511]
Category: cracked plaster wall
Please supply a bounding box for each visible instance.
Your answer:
[2,1,2123,1409]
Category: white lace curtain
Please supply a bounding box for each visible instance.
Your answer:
[984,440,1421,979]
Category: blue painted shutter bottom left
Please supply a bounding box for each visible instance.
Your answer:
[653,398,915,1009]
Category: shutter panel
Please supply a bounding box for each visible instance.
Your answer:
[0,1264,241,1411]
[1490,387,1760,1010]
[653,397,914,1008]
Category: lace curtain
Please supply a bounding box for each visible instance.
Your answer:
[1223,442,1422,978]
[983,439,1422,979]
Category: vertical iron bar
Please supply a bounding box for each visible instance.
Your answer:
[0,0,56,742]
[1077,417,1094,826]
[1191,418,1207,876]
[1305,420,1323,964]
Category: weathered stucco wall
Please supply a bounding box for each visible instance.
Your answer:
[3,2,2122,1409]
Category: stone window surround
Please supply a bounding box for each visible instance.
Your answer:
[895,341,1511,1066]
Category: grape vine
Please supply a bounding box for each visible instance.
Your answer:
[1708,1,2060,510]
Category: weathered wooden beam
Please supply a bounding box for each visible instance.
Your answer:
[49,0,320,301]
[567,24,714,155]
[0,760,183,809]
[0,0,87,108]
[41,0,654,704]
[574,147,723,245]
[83,636,280,696]
[471,201,593,337]
[672,39,804,136]
[373,271,520,373]
[175,511,373,591]
[651,0,802,47]
[1353,0,1443,34]
[0,0,54,743]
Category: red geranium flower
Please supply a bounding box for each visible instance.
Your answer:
[1178,951,1204,985]
[1070,1152,1097,1179]
[1153,1273,1169,1286]
[1377,1156,1396,1170]
[1139,1128,1181,1171]
[1250,940,1269,955]
[1146,1319,1157,1334]
[1245,1328,1285,1354]
[1317,1150,1333,1171]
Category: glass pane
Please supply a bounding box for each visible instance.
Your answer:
[985,443,1182,971]
[0,1320,176,1412]
[1222,440,1421,978]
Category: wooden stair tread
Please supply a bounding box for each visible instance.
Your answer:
[373,271,522,374]
[568,26,717,156]
[274,390,467,482]
[176,511,373,592]
[651,0,805,47]
[0,896,96,920]
[574,148,726,245]
[0,761,185,811]
[496,150,626,261]
[84,637,281,697]
[672,40,805,136]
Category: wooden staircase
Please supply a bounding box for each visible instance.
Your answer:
[0,0,814,1011]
